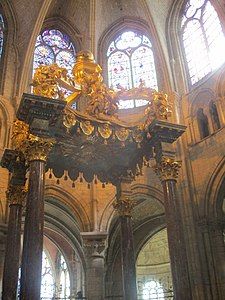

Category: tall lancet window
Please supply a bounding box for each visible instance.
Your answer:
[33,29,76,75]
[41,251,55,299]
[0,14,5,60]
[107,30,158,109]
[181,0,225,85]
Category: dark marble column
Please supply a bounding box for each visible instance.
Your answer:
[1,151,27,300]
[155,157,192,300]
[19,139,53,300]
[2,196,24,300]
[114,176,137,300]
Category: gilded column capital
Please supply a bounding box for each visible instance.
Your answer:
[12,120,54,162]
[154,157,181,182]
[22,136,54,162]
[6,185,27,206]
[113,196,135,217]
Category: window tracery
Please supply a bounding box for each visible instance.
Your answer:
[107,30,158,109]
[57,252,71,299]
[33,29,76,101]
[41,251,54,299]
[33,29,76,76]
[18,250,71,299]
[137,280,166,299]
[181,0,225,85]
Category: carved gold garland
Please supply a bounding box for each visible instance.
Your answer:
[12,120,55,162]
[154,157,181,182]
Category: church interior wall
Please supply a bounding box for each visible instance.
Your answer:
[0,0,224,298]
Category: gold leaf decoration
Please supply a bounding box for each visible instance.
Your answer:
[98,124,112,139]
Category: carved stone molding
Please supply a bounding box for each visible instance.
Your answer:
[154,156,181,182]
[6,185,27,206]
[81,232,108,258]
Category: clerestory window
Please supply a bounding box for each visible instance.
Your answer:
[33,29,76,76]
[181,0,225,85]
[107,30,158,109]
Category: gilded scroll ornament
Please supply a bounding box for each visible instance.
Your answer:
[6,185,27,206]
[113,196,135,217]
[80,120,95,135]
[12,120,54,162]
[32,64,69,99]
[98,124,112,139]
[154,157,181,181]
[63,111,76,129]
[11,120,29,150]
[132,128,144,144]
[145,92,172,123]
[115,127,129,141]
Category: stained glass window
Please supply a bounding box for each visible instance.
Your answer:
[41,251,54,299]
[181,0,225,85]
[107,31,158,109]
[33,29,76,75]
[0,14,5,60]
[140,280,165,300]
[59,254,71,299]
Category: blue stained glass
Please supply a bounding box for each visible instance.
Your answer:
[56,50,76,73]
[33,29,76,102]
[33,45,54,69]
[42,29,69,49]
[0,14,4,59]
[107,30,158,109]
[33,29,76,76]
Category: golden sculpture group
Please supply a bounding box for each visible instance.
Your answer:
[32,50,172,128]
[11,50,180,186]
